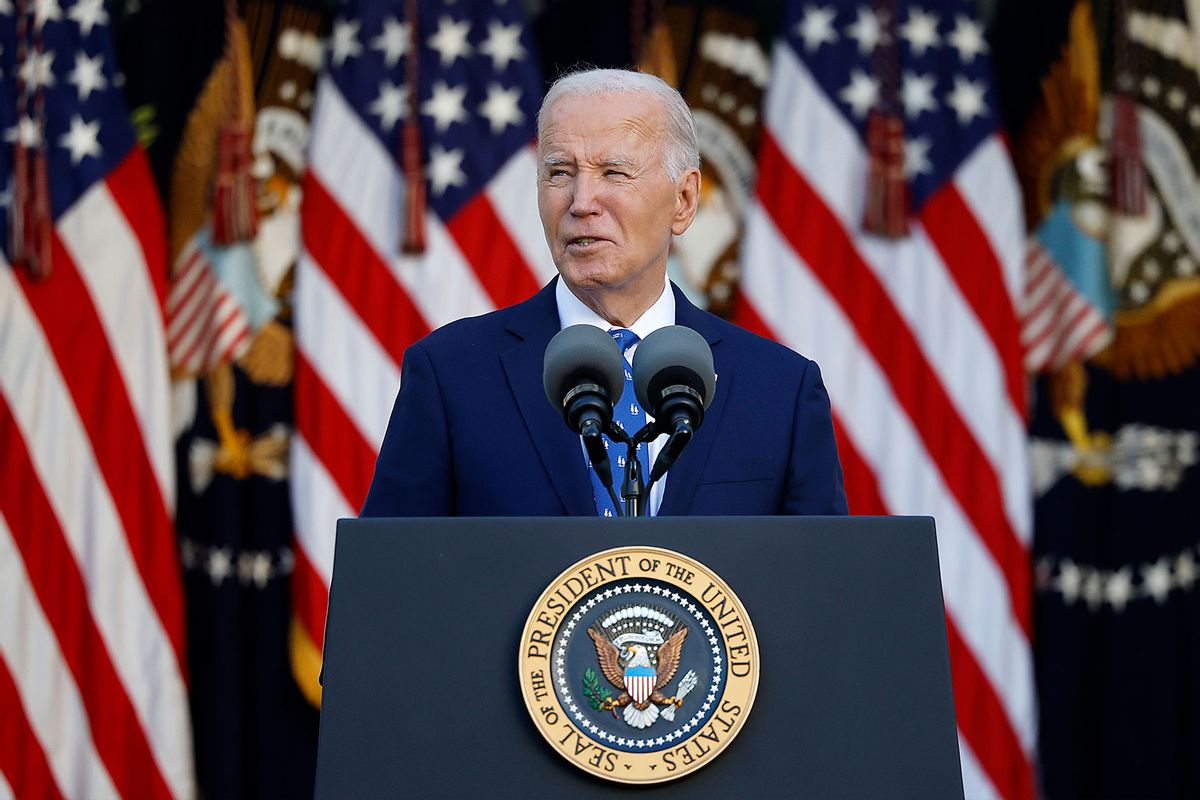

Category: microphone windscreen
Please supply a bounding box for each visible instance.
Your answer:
[543,325,626,408]
[632,325,716,411]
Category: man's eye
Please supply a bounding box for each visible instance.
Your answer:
[605,169,628,178]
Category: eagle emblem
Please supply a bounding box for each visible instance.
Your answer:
[584,605,698,729]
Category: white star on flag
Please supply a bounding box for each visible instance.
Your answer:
[33,0,61,30]
[1141,559,1172,603]
[1055,560,1083,604]
[899,7,940,56]
[421,80,468,131]
[845,6,885,55]
[16,115,42,147]
[207,548,233,585]
[901,71,937,118]
[426,143,467,195]
[67,0,107,34]
[903,136,932,177]
[478,83,524,133]
[1105,568,1134,611]
[371,17,410,66]
[796,5,838,52]
[947,15,988,62]
[369,80,407,131]
[839,68,878,118]
[428,16,472,67]
[330,18,363,67]
[20,49,56,90]
[59,115,102,163]
[946,75,986,123]
[479,20,525,70]
[68,51,107,101]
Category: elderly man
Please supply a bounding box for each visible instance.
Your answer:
[360,68,846,517]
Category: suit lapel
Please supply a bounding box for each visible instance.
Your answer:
[657,286,729,516]
[501,281,597,516]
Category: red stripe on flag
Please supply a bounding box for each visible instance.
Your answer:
[733,295,888,517]
[831,413,890,516]
[0,398,173,800]
[1064,318,1108,364]
[168,271,218,352]
[445,192,541,310]
[920,185,1026,418]
[294,353,377,512]
[730,291,773,339]
[302,174,430,364]
[104,149,169,309]
[14,240,187,668]
[166,248,204,316]
[0,653,64,800]
[291,544,331,649]
[946,615,1034,800]
[756,131,1031,635]
[1022,278,1071,344]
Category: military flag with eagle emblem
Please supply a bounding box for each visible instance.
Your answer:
[994,0,1200,795]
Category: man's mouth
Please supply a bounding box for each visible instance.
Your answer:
[567,236,606,248]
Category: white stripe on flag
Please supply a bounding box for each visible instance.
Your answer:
[955,139,1027,309]
[958,733,1001,800]
[295,251,400,452]
[290,434,353,585]
[0,513,117,800]
[57,182,175,512]
[0,265,194,798]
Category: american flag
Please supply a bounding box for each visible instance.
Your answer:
[291,0,552,697]
[0,2,194,799]
[736,2,1035,799]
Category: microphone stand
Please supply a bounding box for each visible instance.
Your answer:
[607,422,663,517]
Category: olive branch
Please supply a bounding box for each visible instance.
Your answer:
[582,667,612,710]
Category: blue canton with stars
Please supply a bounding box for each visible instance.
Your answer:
[0,0,134,236]
[328,0,543,221]
[785,0,1000,209]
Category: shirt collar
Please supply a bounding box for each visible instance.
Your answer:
[554,275,676,341]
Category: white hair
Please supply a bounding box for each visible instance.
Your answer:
[536,68,700,181]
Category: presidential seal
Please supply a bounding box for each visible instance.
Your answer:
[518,546,758,784]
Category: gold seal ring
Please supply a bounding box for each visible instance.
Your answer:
[518,546,759,784]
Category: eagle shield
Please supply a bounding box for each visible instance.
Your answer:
[625,664,656,705]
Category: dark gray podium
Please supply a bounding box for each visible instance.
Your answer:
[315,516,963,798]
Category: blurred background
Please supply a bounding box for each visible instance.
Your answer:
[1,0,1197,798]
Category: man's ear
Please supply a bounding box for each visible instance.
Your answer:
[671,167,702,236]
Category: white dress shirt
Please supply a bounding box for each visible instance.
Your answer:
[555,277,673,515]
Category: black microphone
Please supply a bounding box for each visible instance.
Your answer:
[543,325,626,495]
[632,325,716,484]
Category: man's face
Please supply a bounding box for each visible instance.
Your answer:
[537,92,699,309]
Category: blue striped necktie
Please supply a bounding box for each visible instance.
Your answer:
[591,328,651,517]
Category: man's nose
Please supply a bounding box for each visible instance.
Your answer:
[569,174,603,216]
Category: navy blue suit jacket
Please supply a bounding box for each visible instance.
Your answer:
[360,280,847,517]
